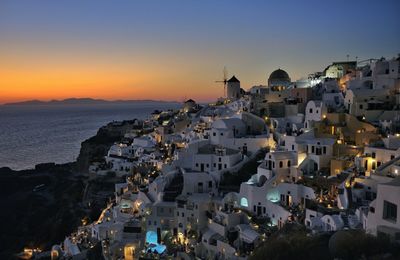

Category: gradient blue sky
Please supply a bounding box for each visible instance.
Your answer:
[0,0,399,102]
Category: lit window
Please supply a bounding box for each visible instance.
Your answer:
[240,197,248,207]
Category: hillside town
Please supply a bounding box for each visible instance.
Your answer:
[43,56,400,259]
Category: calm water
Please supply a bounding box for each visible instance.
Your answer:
[0,102,180,170]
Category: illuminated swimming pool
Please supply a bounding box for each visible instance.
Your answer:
[145,231,166,254]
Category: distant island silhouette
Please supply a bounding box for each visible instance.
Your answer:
[3,98,180,106]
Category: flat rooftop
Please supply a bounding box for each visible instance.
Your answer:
[198,144,240,155]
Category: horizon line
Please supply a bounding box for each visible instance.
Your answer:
[0,97,216,105]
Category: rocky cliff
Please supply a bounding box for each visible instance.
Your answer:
[1,119,140,259]
[76,120,140,173]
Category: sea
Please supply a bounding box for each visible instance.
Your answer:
[0,102,181,170]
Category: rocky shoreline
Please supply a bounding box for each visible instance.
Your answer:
[0,119,138,259]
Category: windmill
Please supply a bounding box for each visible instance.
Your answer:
[215,66,228,98]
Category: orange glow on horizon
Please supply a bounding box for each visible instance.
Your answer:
[0,63,218,104]
[0,42,223,104]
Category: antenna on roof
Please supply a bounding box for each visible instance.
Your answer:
[215,66,228,98]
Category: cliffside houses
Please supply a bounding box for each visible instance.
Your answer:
[52,56,400,260]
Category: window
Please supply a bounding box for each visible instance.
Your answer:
[279,161,283,168]
[309,108,313,113]
[220,133,223,136]
[372,162,376,170]
[359,104,363,109]
[240,197,248,207]
[323,146,327,154]
[292,145,294,150]
[224,164,227,168]
[383,201,397,222]
[287,160,291,167]
[372,152,376,159]
[369,207,375,213]
[311,146,315,153]
[208,181,212,188]
[213,132,216,136]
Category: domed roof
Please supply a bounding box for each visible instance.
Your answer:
[268,69,290,82]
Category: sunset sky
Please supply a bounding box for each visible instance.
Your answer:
[0,0,399,104]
